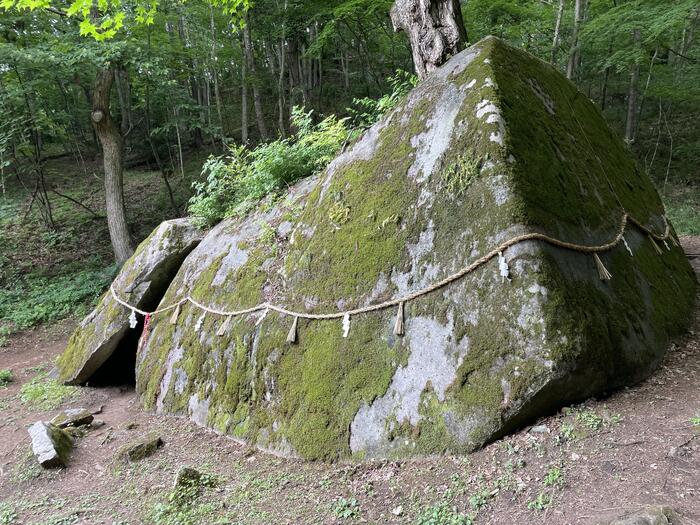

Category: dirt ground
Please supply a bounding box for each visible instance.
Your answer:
[0,240,698,525]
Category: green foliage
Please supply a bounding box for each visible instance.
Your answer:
[0,502,17,525]
[691,415,700,426]
[0,369,12,387]
[543,465,564,487]
[664,185,700,235]
[188,107,348,226]
[20,371,78,410]
[527,493,552,511]
[414,502,473,525]
[0,265,118,334]
[350,70,418,128]
[331,497,359,520]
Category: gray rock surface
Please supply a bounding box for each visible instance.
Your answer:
[56,218,205,384]
[50,408,94,428]
[117,433,164,462]
[28,421,73,468]
[596,506,676,525]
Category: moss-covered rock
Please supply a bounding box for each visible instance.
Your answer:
[56,219,205,384]
[115,37,694,460]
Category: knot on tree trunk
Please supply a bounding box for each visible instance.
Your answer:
[390,0,467,80]
[91,110,105,124]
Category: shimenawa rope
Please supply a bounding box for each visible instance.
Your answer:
[110,211,675,341]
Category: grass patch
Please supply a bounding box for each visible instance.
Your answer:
[331,497,360,520]
[0,369,12,387]
[19,372,78,410]
[662,183,700,235]
[0,264,117,336]
[0,503,17,525]
[415,501,473,525]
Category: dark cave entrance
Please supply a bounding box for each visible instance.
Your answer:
[86,319,144,387]
[84,285,173,388]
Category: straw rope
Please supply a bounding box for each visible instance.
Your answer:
[110,211,674,324]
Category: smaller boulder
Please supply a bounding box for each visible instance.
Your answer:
[597,506,676,525]
[28,422,73,468]
[51,408,94,428]
[117,433,163,462]
[174,466,204,488]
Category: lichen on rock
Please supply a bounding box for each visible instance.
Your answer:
[63,36,696,461]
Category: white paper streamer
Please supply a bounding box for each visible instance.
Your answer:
[128,310,138,329]
[342,313,351,338]
[194,313,205,333]
[622,235,633,256]
[498,251,510,282]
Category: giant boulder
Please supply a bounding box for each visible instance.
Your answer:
[63,37,696,460]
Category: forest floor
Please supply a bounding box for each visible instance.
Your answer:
[0,240,698,524]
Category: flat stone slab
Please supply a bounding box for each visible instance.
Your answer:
[51,408,94,428]
[56,218,205,384]
[28,422,73,468]
[117,433,164,462]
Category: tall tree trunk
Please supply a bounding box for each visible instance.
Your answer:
[390,0,467,80]
[241,53,249,145]
[209,5,224,132]
[92,67,134,264]
[566,0,586,80]
[624,29,641,144]
[243,15,269,140]
[551,0,565,64]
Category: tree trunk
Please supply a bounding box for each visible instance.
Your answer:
[624,29,641,144]
[241,52,249,145]
[566,0,586,80]
[92,67,134,264]
[243,15,269,141]
[390,0,468,80]
[551,0,565,64]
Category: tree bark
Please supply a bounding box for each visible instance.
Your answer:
[390,0,468,80]
[624,28,641,144]
[551,0,565,64]
[241,51,249,145]
[91,67,134,264]
[566,0,586,80]
[243,14,269,141]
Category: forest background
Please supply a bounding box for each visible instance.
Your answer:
[0,0,698,342]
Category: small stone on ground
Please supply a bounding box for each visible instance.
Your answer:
[117,433,163,462]
[28,421,73,468]
[50,408,94,428]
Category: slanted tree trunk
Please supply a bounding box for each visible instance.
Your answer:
[390,0,468,80]
[566,0,586,80]
[625,28,641,144]
[92,67,134,264]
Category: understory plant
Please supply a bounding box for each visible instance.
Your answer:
[188,107,348,226]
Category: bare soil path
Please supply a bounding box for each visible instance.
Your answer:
[0,240,698,525]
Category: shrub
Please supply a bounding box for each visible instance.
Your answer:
[350,70,418,129]
[188,107,348,226]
